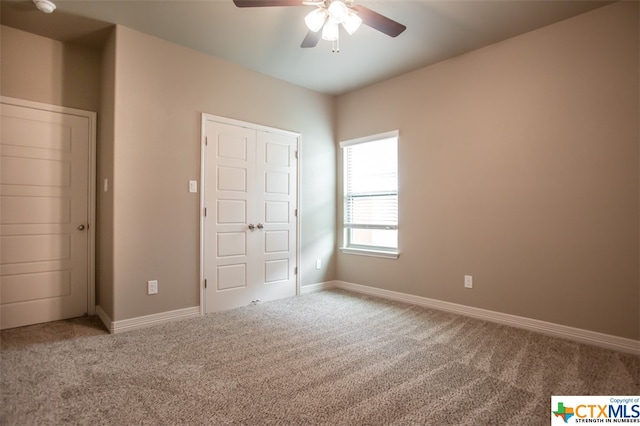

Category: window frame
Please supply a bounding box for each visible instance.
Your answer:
[339,130,399,259]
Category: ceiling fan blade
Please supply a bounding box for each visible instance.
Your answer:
[351,5,406,38]
[233,0,305,7]
[301,30,321,48]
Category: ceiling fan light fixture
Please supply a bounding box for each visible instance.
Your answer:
[33,0,56,13]
[342,10,362,35]
[322,19,339,41]
[305,8,328,32]
[327,0,348,23]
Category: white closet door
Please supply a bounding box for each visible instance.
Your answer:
[203,118,298,313]
[1,101,92,329]
[254,130,297,303]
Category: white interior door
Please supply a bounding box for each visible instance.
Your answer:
[0,100,94,329]
[254,131,298,303]
[204,121,258,312]
[203,117,298,313]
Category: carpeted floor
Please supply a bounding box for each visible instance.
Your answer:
[1,289,638,425]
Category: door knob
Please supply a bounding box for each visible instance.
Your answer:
[77,224,86,231]
[248,223,255,230]
[256,223,264,229]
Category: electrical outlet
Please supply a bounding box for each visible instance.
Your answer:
[315,259,322,270]
[148,280,158,295]
[464,275,473,289]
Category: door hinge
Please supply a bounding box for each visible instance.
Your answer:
[204,207,207,217]
[294,150,298,159]
[204,279,207,289]
[294,267,297,275]
[294,209,297,217]
[205,136,208,146]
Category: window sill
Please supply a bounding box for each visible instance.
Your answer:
[339,247,399,259]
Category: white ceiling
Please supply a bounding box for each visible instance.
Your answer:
[1,0,612,95]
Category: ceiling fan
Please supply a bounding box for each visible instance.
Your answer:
[233,0,406,52]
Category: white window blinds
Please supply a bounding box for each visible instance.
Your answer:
[341,131,398,252]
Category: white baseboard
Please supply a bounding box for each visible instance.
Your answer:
[328,280,640,355]
[300,281,335,295]
[95,305,200,334]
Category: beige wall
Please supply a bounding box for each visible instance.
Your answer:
[110,26,335,320]
[336,2,639,340]
[0,25,102,112]
[96,29,116,318]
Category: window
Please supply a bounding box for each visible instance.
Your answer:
[340,131,398,258]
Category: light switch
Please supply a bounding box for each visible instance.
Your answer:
[464,275,473,289]
[189,180,198,193]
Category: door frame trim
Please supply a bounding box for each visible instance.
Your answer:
[1,96,97,316]
[199,113,301,315]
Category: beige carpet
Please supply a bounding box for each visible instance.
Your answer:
[1,289,638,425]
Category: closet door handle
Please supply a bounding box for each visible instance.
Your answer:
[248,224,255,230]
[256,223,264,230]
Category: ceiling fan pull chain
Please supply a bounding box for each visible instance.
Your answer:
[332,38,340,53]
